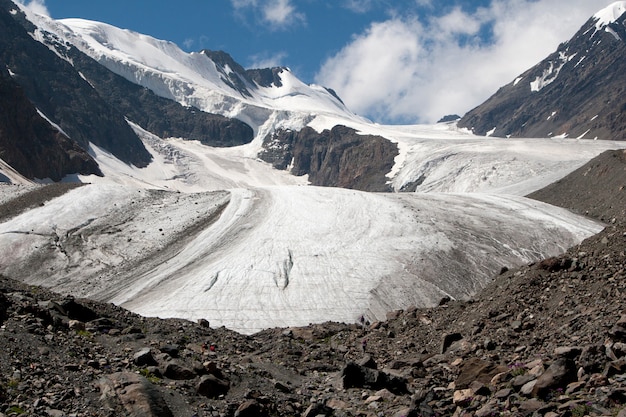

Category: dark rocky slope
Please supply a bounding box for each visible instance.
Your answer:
[528,149,626,222]
[42,42,254,147]
[259,125,398,192]
[0,0,152,168]
[459,9,626,140]
[0,149,625,416]
[0,69,100,181]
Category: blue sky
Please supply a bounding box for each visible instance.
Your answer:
[25,0,616,124]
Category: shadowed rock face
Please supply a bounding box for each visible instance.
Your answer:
[0,0,152,169]
[56,45,254,147]
[0,69,100,181]
[459,11,626,140]
[259,125,398,192]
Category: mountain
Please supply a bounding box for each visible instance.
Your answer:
[1,1,626,335]
[2,0,398,188]
[0,0,152,172]
[459,1,626,140]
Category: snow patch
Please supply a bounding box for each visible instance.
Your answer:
[530,52,571,92]
[36,109,70,138]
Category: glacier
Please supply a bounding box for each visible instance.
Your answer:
[2,4,626,334]
[2,122,624,333]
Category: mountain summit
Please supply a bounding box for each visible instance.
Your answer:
[459,1,626,140]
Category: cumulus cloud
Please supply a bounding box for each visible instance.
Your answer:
[315,0,612,124]
[230,0,305,30]
[16,0,49,16]
[263,0,304,26]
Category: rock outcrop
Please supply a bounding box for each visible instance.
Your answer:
[260,125,398,192]
[0,69,100,181]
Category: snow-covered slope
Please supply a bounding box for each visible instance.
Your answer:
[19,6,360,141]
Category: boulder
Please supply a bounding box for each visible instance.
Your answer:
[196,374,230,398]
[456,358,508,389]
[531,358,578,398]
[234,400,266,417]
[97,372,173,417]
[339,362,408,395]
[133,348,157,367]
[161,360,195,380]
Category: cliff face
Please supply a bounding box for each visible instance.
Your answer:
[0,69,100,181]
[260,125,398,192]
[0,0,153,168]
[459,9,626,140]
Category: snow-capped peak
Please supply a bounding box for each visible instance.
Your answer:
[594,1,626,29]
[15,4,360,140]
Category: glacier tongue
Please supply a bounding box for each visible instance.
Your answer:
[0,182,603,334]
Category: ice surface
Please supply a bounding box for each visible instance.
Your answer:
[1,121,623,334]
[0,181,603,334]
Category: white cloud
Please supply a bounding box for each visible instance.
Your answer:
[230,0,305,30]
[16,0,49,16]
[315,0,614,124]
[248,51,288,69]
[263,0,304,27]
[342,0,378,13]
[182,38,194,50]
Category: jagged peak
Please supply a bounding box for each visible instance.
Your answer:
[202,50,288,88]
[201,49,247,76]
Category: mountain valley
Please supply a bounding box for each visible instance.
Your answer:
[0,1,626,415]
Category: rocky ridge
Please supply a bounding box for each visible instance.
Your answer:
[458,5,626,140]
[0,0,152,169]
[0,153,625,416]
